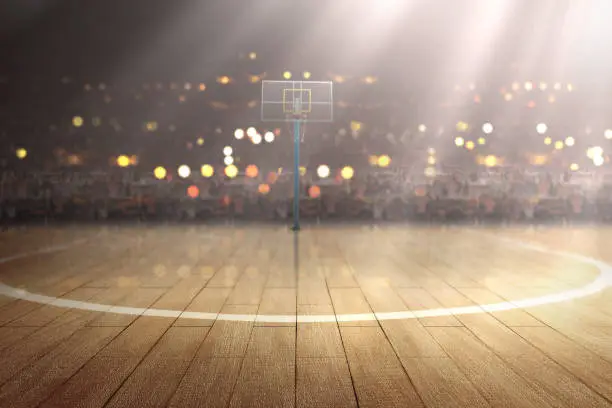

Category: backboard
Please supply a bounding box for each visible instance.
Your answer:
[261,80,333,123]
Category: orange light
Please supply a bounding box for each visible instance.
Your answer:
[258,184,271,195]
[266,172,278,184]
[198,83,206,91]
[309,185,321,199]
[217,76,231,85]
[187,185,200,199]
[245,165,259,178]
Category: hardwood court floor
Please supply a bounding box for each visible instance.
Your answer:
[0,224,612,408]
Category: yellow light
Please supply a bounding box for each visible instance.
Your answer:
[201,164,214,178]
[299,166,306,176]
[196,137,204,146]
[146,121,158,132]
[303,71,311,79]
[154,166,167,180]
[477,137,486,145]
[424,167,436,177]
[333,75,345,83]
[427,156,436,165]
[217,76,230,85]
[544,137,552,145]
[377,155,391,168]
[484,155,498,168]
[248,52,257,60]
[117,155,130,168]
[570,163,579,171]
[567,83,573,92]
[224,164,238,178]
[341,166,354,180]
[350,121,362,132]
[456,121,469,132]
[465,141,475,150]
[565,136,575,146]
[178,165,191,179]
[530,155,548,166]
[16,148,27,159]
[283,71,292,80]
[554,141,564,150]
[455,137,465,147]
[72,116,84,127]
[364,76,377,84]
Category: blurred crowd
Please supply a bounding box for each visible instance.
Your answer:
[2,167,612,223]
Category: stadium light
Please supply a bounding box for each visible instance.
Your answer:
[223,146,233,156]
[536,123,548,134]
[252,133,262,145]
[264,131,275,143]
[178,165,191,178]
[234,129,245,140]
[246,127,257,138]
[482,122,493,134]
[317,165,330,178]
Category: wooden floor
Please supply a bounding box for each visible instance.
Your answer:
[1,224,612,408]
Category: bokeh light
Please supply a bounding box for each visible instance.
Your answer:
[554,141,564,150]
[16,148,27,160]
[117,155,130,168]
[377,155,391,168]
[303,71,311,79]
[465,141,475,150]
[454,136,465,147]
[418,124,427,132]
[570,163,579,171]
[72,116,84,127]
[477,137,486,145]
[234,129,245,140]
[224,156,234,166]
[536,123,548,134]
[223,146,233,156]
[154,166,167,180]
[317,165,330,178]
[224,164,238,178]
[427,156,436,165]
[482,122,493,134]
[341,166,354,180]
[484,155,498,168]
[187,185,200,199]
[201,164,214,178]
[587,146,603,159]
[196,137,204,146]
[605,129,612,140]
[565,136,575,147]
[246,127,257,138]
[258,184,271,195]
[283,71,292,79]
[309,185,321,199]
[593,155,605,167]
[251,133,262,144]
[424,167,436,177]
[178,165,191,178]
[264,131,275,143]
[245,165,259,178]
[544,137,552,145]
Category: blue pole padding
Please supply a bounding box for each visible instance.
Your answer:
[292,120,301,231]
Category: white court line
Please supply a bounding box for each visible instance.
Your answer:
[0,235,611,323]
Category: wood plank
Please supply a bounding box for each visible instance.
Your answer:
[401,357,490,408]
[329,288,377,327]
[245,327,296,361]
[256,288,296,327]
[228,358,295,408]
[174,287,232,327]
[168,358,243,408]
[297,305,344,358]
[380,319,447,358]
[97,316,175,358]
[296,358,357,408]
[397,288,463,327]
[0,327,121,408]
[427,326,554,408]
[87,288,166,327]
[340,326,425,408]
[104,327,209,408]
[513,326,612,402]
[196,305,257,358]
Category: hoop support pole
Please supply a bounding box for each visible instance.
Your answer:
[292,119,301,231]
